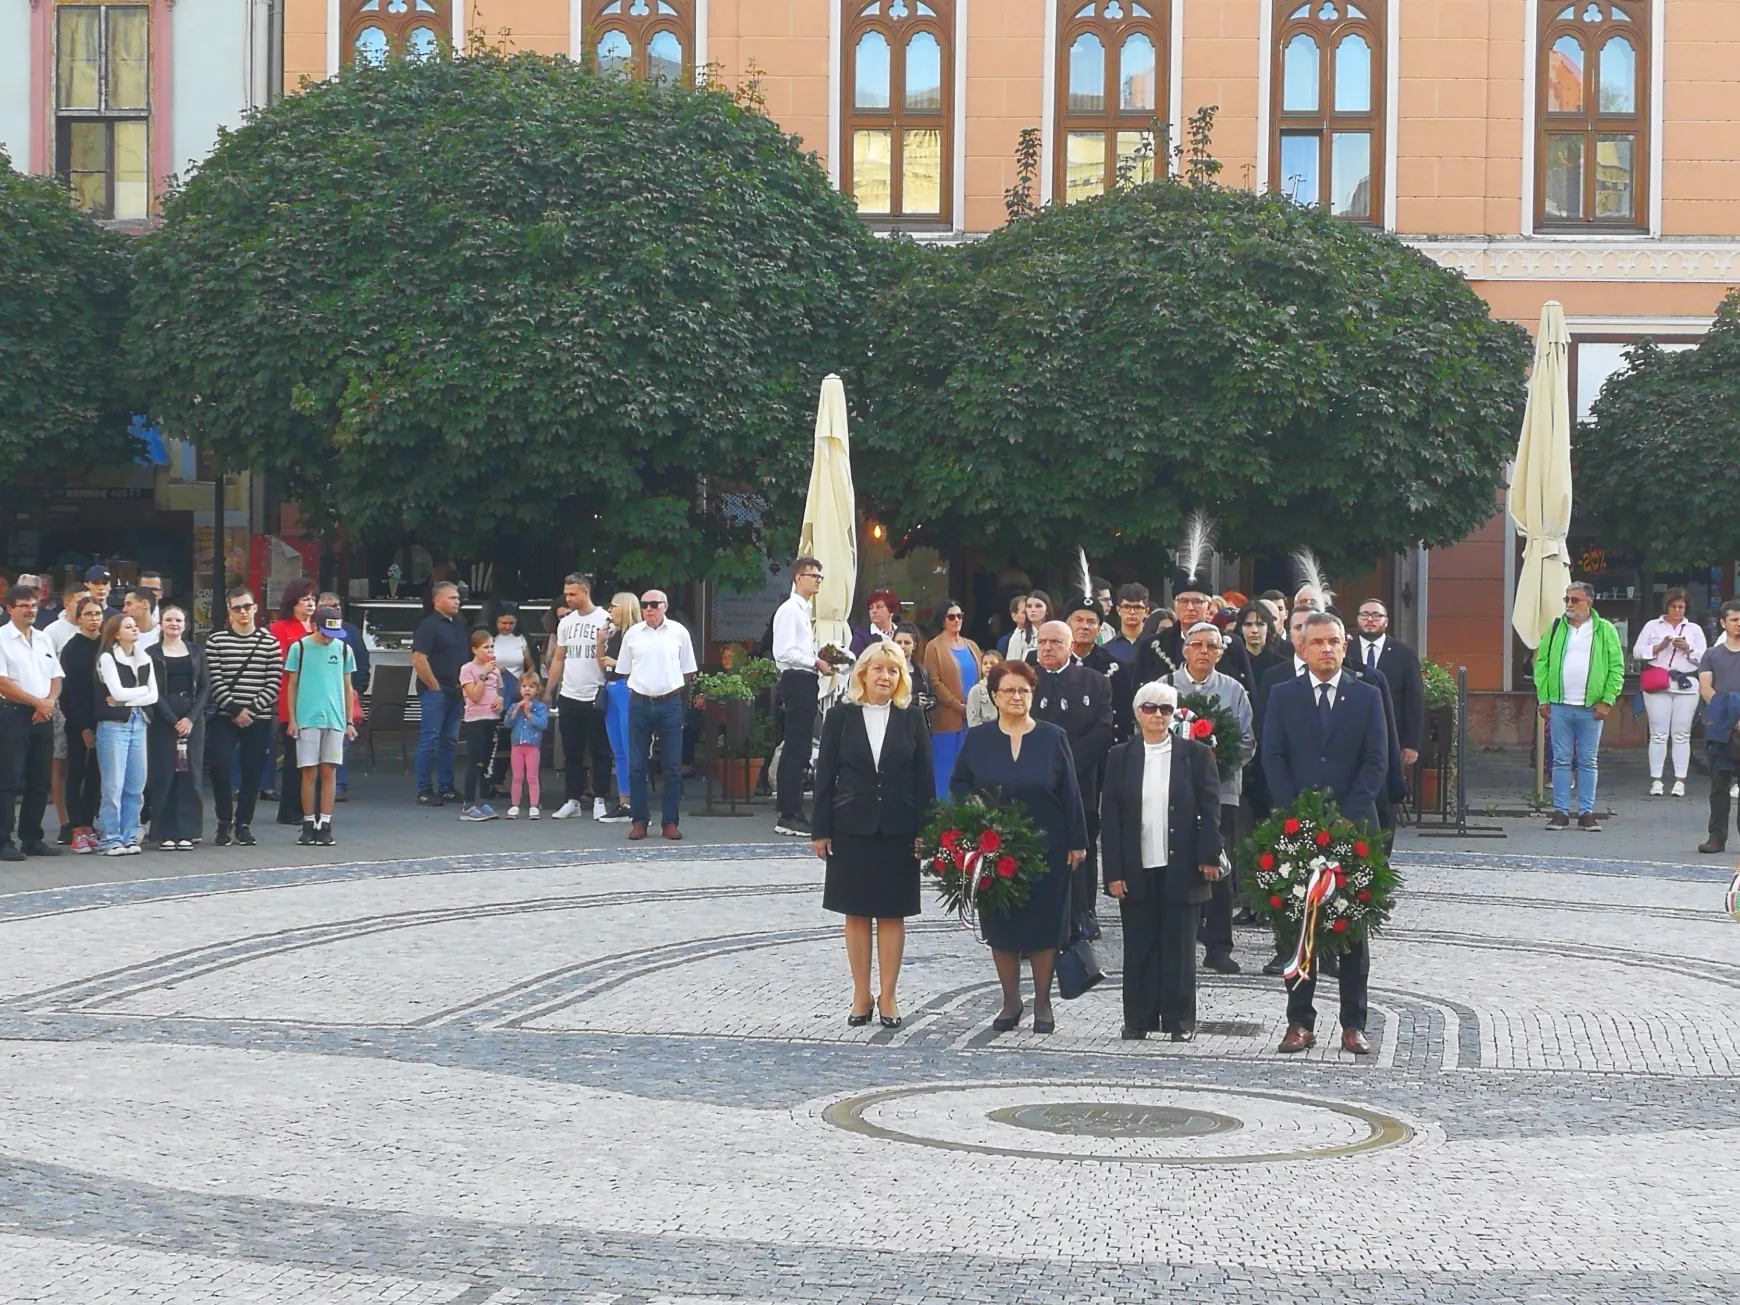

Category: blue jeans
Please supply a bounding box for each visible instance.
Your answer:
[95,711,149,850]
[605,679,631,800]
[415,687,461,795]
[628,691,683,826]
[1549,702,1604,815]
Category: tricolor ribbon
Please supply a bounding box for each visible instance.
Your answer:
[1282,862,1345,982]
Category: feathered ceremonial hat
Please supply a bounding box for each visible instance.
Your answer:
[1171,511,1217,595]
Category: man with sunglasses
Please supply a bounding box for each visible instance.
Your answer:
[1534,581,1624,832]
[617,589,697,840]
[772,557,831,838]
[204,587,282,847]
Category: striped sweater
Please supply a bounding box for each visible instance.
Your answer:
[204,626,283,718]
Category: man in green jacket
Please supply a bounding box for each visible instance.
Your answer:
[1534,582,1625,831]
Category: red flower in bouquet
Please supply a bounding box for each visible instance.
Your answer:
[1190,718,1214,740]
[978,829,1003,854]
[1282,818,1301,835]
[940,829,962,851]
[1257,851,1275,871]
[995,855,1017,878]
[1356,889,1372,902]
[1314,830,1332,847]
[1353,839,1369,857]
[976,873,992,890]
[1268,894,1284,909]
[1331,917,1349,932]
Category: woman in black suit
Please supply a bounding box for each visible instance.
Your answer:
[1101,680,1223,1042]
[812,642,936,1029]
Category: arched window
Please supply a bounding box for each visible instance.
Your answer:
[843,0,955,226]
[583,0,695,82]
[1536,1,1648,228]
[343,0,449,65]
[1055,0,1169,204]
[1270,0,1384,224]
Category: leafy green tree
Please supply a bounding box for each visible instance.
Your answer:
[0,151,137,483]
[128,52,875,586]
[856,177,1530,570]
[1576,293,1740,571]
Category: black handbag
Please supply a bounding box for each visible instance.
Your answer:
[1056,870,1104,1000]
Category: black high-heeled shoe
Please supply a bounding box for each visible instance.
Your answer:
[847,1007,874,1027]
[991,1002,1024,1033]
[1032,1009,1056,1035]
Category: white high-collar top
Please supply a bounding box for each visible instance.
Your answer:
[1139,735,1173,870]
[861,701,891,769]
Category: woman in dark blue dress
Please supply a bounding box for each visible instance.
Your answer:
[949,658,1087,1035]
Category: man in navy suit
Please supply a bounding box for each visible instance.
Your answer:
[1261,611,1388,1056]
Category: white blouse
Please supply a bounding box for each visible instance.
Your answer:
[1633,617,1705,686]
[861,702,891,769]
[1139,737,1173,869]
[492,632,531,678]
[99,645,159,710]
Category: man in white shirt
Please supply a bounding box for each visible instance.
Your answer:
[543,574,616,820]
[0,585,64,861]
[46,589,84,655]
[772,557,831,838]
[123,588,159,651]
[617,589,697,841]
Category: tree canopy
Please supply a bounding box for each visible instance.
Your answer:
[0,151,137,483]
[127,52,876,587]
[1576,292,1740,571]
[855,178,1531,570]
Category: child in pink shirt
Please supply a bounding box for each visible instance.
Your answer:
[458,631,503,820]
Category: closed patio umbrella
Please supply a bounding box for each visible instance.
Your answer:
[799,374,857,690]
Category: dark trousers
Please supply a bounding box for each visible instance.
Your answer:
[1199,804,1243,960]
[0,706,53,848]
[207,714,272,827]
[557,696,612,803]
[628,690,683,826]
[146,718,205,842]
[64,724,101,828]
[776,670,819,818]
[462,718,496,804]
[1709,763,1738,845]
[276,722,306,824]
[1285,937,1370,1032]
[1119,893,1199,1033]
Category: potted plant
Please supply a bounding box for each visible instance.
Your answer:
[1418,661,1458,808]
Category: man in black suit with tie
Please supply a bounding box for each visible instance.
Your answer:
[1031,621,1115,941]
[1261,611,1388,1056]
[1347,599,1425,774]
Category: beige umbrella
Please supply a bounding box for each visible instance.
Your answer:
[1508,301,1573,802]
[1509,301,1574,651]
[799,374,857,685]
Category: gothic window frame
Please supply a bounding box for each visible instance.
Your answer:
[583,0,695,83]
[1535,0,1649,231]
[1269,0,1384,226]
[1054,0,1170,205]
[344,0,451,67]
[841,0,955,229]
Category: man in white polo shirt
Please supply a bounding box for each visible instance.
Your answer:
[617,589,697,841]
[0,585,64,862]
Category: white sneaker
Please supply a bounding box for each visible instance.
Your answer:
[528,806,541,820]
[552,800,583,820]
[1732,782,1739,799]
[103,845,130,857]
[505,806,520,820]
[1649,780,1664,797]
[1671,780,1686,798]
[593,797,608,820]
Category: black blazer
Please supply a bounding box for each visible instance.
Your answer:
[1100,736,1222,904]
[58,633,101,734]
[811,702,935,840]
[1346,635,1425,755]
[1261,672,1388,827]
[1031,661,1116,811]
[1253,658,1304,742]
[148,642,211,728]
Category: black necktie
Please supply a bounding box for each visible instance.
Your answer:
[1365,641,1377,674]
[1317,682,1334,736]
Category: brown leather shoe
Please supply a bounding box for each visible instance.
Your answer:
[662,822,682,840]
[1699,838,1727,854]
[1341,1027,1373,1055]
[1547,810,1570,830]
[628,821,647,841]
[1578,811,1601,831]
[1277,1024,1315,1053]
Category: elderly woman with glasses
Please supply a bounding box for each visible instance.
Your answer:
[1101,681,1223,1042]
[812,642,936,1029]
[922,601,982,796]
[950,658,1087,1035]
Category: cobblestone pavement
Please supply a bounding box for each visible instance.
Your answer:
[1,811,1738,1302]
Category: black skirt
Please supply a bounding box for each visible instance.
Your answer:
[823,831,922,918]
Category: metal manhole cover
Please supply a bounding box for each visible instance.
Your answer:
[987,1102,1241,1138]
[1195,1020,1265,1037]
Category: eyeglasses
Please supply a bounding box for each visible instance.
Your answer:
[641,601,664,609]
[1117,603,1149,613]
[944,611,962,620]
[229,602,255,612]
[1565,596,1589,606]
[1137,703,1176,716]
[996,687,1033,698]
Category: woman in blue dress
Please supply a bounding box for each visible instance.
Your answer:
[949,658,1087,1035]
[923,601,982,798]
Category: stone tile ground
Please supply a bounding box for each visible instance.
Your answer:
[0,755,1736,1303]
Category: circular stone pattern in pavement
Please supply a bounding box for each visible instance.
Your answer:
[825,1081,1413,1164]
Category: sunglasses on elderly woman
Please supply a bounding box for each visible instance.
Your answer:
[1137,703,1176,716]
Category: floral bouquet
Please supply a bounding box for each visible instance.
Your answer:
[1239,789,1400,979]
[921,793,1048,925]
[1174,693,1244,782]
